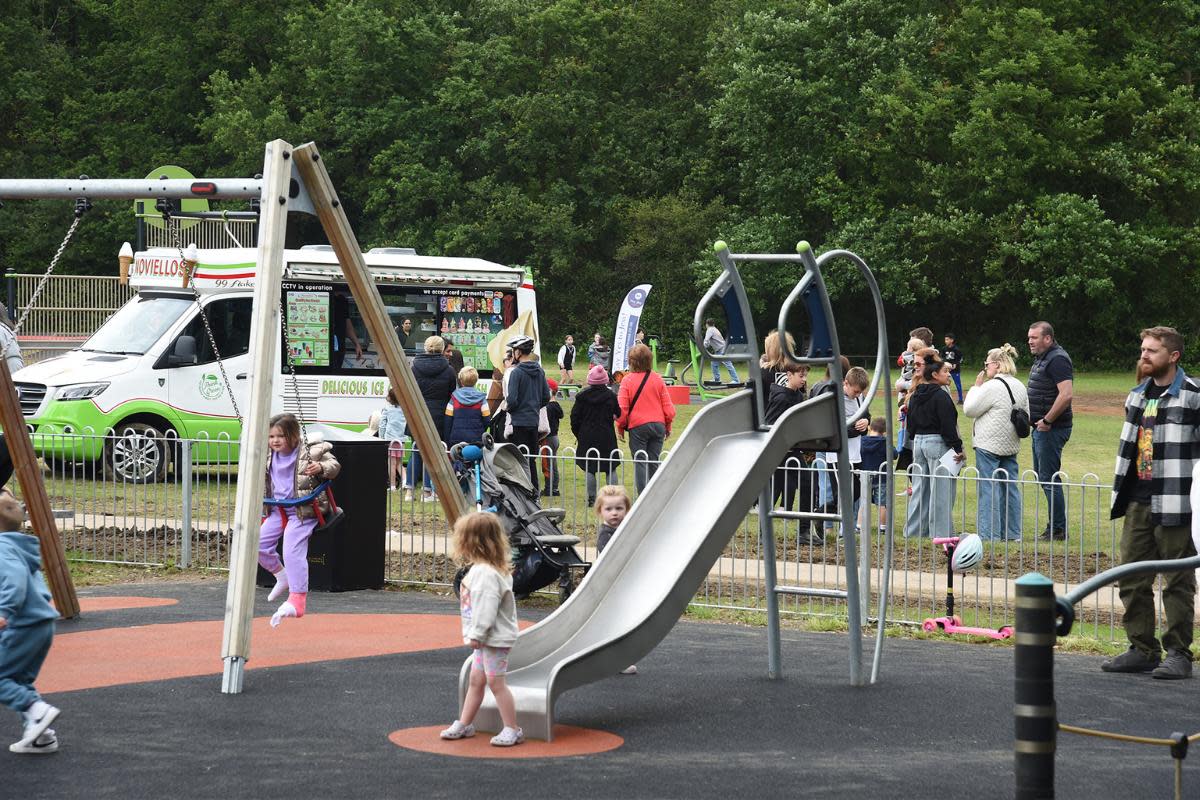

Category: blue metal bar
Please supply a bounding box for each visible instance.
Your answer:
[262,481,331,508]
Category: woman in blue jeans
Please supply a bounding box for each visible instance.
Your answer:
[903,357,965,538]
[963,344,1028,540]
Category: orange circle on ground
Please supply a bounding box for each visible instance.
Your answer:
[77,596,179,613]
[389,724,624,758]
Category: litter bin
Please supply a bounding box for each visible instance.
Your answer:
[256,424,386,592]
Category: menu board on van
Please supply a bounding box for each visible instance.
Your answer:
[286,290,331,366]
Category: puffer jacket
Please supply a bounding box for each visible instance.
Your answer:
[409,353,457,439]
[262,436,342,521]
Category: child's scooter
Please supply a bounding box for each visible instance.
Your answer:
[450,440,492,513]
[922,535,1014,640]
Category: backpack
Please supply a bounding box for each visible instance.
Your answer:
[995,377,1031,438]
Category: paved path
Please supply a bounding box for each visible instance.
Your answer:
[58,511,1196,623]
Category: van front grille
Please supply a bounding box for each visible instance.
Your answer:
[14,382,46,417]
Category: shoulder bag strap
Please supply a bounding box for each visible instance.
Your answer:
[628,371,652,413]
[994,376,1017,409]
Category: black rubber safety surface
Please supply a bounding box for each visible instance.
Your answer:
[5,581,1191,799]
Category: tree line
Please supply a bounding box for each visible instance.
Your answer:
[2,0,1197,366]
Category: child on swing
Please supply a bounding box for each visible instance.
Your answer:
[441,512,523,747]
[258,413,341,628]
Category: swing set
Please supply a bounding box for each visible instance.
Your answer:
[0,140,470,692]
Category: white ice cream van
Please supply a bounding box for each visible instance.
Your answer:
[15,245,537,482]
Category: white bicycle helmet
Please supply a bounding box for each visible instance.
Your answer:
[951,533,984,574]
[506,334,535,354]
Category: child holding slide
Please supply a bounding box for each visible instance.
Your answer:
[258,413,341,628]
[442,512,523,747]
[594,485,638,675]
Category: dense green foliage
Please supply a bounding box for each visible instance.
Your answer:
[2,1,1197,365]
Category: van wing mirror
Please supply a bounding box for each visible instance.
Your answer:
[168,335,198,366]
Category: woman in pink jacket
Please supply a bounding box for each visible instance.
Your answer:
[617,344,676,494]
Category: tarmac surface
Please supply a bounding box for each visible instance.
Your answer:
[5,580,1195,799]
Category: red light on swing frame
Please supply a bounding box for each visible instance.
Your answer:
[190,181,218,196]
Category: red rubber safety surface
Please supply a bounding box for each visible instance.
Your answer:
[388,724,625,758]
[39,613,465,694]
[75,596,179,613]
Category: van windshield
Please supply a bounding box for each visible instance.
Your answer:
[83,295,192,355]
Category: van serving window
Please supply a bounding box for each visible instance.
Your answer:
[280,282,517,377]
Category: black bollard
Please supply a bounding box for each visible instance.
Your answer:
[1015,572,1057,799]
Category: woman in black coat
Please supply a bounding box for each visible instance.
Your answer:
[405,335,457,499]
[570,365,621,505]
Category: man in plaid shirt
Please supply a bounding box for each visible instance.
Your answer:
[1104,326,1200,679]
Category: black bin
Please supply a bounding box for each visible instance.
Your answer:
[256,424,387,592]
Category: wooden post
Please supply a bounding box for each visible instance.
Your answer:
[291,142,468,525]
[0,358,79,617]
[220,139,293,693]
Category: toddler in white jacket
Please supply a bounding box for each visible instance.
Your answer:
[441,512,522,747]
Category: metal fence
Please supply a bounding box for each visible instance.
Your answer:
[26,429,1152,643]
[8,273,134,338]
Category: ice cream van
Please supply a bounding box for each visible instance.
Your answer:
[14,244,538,482]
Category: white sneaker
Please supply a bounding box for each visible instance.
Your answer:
[270,601,297,628]
[620,664,638,675]
[422,493,439,503]
[267,571,289,602]
[439,720,476,740]
[490,726,525,747]
[9,728,57,754]
[19,701,59,746]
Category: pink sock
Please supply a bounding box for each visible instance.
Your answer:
[288,592,307,618]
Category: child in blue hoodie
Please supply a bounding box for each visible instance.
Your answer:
[445,366,491,447]
[0,489,61,754]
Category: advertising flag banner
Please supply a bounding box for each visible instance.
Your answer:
[611,284,652,373]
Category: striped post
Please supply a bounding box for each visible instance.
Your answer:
[1015,572,1057,799]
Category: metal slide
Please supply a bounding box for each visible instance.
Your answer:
[464,387,844,741]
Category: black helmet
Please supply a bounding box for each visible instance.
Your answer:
[506,335,535,354]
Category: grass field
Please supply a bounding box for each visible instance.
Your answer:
[555,368,1131,483]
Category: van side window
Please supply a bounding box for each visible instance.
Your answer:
[178,298,253,364]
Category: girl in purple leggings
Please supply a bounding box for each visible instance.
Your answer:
[258,414,340,627]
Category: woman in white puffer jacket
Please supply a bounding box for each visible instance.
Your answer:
[963,344,1029,540]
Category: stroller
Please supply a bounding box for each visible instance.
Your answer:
[453,438,591,603]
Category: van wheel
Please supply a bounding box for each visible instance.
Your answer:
[105,423,173,483]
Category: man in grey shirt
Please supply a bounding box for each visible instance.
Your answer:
[703,319,739,384]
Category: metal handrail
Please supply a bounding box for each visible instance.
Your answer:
[1056,554,1200,635]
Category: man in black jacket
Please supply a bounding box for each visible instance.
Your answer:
[505,335,550,493]
[405,335,457,501]
[1026,322,1074,540]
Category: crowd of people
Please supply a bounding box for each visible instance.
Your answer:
[368,330,676,506]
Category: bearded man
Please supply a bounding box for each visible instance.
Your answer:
[1103,326,1200,679]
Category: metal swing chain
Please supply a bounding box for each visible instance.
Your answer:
[277,296,311,453]
[12,196,90,338]
[163,210,243,426]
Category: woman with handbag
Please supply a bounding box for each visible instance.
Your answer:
[964,343,1029,541]
[616,344,676,494]
[903,355,965,538]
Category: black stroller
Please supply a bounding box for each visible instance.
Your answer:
[453,438,591,603]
